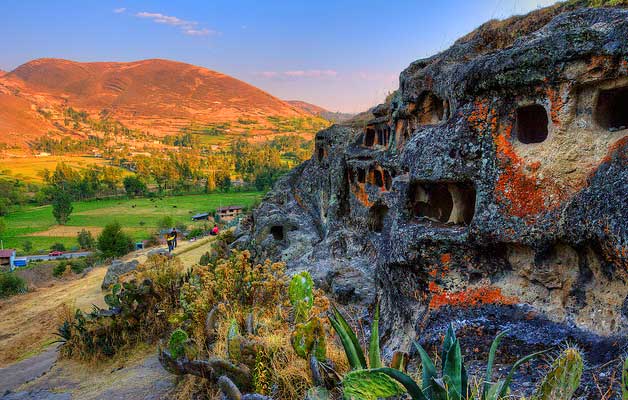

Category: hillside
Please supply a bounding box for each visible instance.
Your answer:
[286,99,355,122]
[0,58,316,148]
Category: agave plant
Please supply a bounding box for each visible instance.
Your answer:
[340,321,548,400]
[622,356,628,400]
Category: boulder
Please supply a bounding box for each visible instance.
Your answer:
[101,259,139,289]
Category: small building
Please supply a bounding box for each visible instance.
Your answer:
[216,206,244,221]
[191,212,210,221]
[0,249,16,269]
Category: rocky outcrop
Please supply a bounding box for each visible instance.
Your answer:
[237,5,628,396]
[101,259,139,289]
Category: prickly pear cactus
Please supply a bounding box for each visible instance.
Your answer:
[227,319,242,362]
[622,356,628,400]
[291,317,327,360]
[342,369,405,400]
[533,346,583,400]
[168,328,189,359]
[289,271,314,323]
[104,283,122,308]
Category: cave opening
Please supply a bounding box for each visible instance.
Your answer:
[317,146,324,162]
[368,204,388,233]
[515,104,549,144]
[270,225,284,241]
[364,127,376,146]
[384,171,392,191]
[409,182,476,225]
[595,86,628,131]
[357,168,366,183]
[418,93,447,125]
[373,169,384,188]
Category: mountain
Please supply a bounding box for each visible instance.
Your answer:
[0,58,313,148]
[0,70,5,77]
[286,100,355,123]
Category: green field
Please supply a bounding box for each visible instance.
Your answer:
[1,192,263,253]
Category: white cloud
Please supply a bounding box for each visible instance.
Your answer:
[113,7,126,14]
[134,11,217,36]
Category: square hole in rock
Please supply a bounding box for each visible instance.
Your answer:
[270,226,284,241]
[515,104,549,144]
[595,86,628,131]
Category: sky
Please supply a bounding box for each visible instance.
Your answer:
[0,0,559,113]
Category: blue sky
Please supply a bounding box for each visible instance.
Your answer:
[0,0,558,112]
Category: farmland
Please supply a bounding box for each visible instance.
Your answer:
[2,192,262,252]
[0,155,125,183]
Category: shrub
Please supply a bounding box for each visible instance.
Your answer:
[0,272,27,298]
[97,222,134,259]
[70,259,88,274]
[188,227,204,238]
[51,242,66,252]
[157,216,174,231]
[77,229,95,250]
[53,261,69,277]
[22,240,33,253]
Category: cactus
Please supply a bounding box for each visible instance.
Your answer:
[289,271,314,323]
[533,346,583,400]
[104,283,122,308]
[168,328,188,359]
[342,369,406,400]
[339,323,547,400]
[227,319,242,362]
[622,356,628,400]
[291,317,327,360]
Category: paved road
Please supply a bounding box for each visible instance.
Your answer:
[21,252,93,262]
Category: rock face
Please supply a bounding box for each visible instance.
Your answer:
[237,5,628,394]
[101,259,139,289]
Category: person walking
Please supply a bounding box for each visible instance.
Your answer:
[166,231,175,253]
[171,228,178,248]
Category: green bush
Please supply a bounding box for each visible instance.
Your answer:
[97,222,135,259]
[51,242,66,252]
[53,261,69,277]
[70,259,88,274]
[188,227,204,238]
[0,272,27,298]
[77,229,96,250]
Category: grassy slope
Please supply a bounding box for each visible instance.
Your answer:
[0,156,127,183]
[2,192,262,251]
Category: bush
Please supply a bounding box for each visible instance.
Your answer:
[51,242,66,252]
[97,222,134,259]
[77,229,95,250]
[70,259,88,274]
[188,227,204,238]
[0,272,27,298]
[53,261,69,277]
[158,216,174,231]
[22,240,33,254]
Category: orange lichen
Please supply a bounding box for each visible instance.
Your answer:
[429,286,518,309]
[350,182,372,207]
[546,87,564,125]
[467,99,490,135]
[440,253,451,265]
[493,124,565,219]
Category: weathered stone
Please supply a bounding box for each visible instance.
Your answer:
[101,259,139,289]
[237,5,628,396]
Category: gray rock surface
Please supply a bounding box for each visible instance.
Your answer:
[101,259,139,289]
[237,5,628,397]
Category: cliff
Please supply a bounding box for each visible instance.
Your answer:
[235,5,628,396]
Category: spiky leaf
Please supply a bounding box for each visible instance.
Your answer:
[330,314,362,370]
[415,342,437,396]
[482,329,508,400]
[369,302,382,369]
[332,306,367,369]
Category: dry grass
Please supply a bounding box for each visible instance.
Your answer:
[0,266,107,366]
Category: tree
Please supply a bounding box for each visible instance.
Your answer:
[51,189,73,225]
[123,176,147,197]
[216,171,232,192]
[97,222,134,258]
[77,229,95,250]
[22,240,33,253]
[51,242,66,252]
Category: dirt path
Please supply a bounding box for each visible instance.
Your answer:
[0,266,108,367]
[2,346,175,400]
